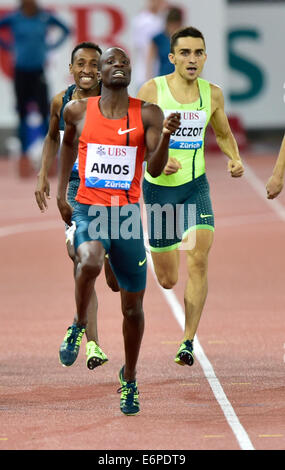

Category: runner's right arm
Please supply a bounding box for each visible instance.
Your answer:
[142,102,181,177]
[138,80,181,176]
[35,92,64,212]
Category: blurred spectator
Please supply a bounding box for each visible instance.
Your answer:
[131,0,168,92]
[0,0,70,177]
[146,6,183,80]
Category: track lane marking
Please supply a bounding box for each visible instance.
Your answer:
[0,202,264,450]
[0,219,62,237]
[145,241,255,450]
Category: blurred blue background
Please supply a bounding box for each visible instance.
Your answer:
[0,0,284,161]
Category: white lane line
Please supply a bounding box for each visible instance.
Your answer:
[2,215,254,448]
[142,159,283,450]
[145,239,255,451]
[0,219,62,237]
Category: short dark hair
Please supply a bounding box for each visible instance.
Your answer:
[170,26,206,53]
[71,42,102,64]
[166,7,183,24]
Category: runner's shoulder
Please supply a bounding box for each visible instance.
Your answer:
[210,82,224,103]
[137,78,157,103]
[140,101,164,132]
[63,98,88,121]
[51,90,66,113]
[141,100,164,119]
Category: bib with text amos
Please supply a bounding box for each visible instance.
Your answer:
[85,143,137,190]
[76,96,146,206]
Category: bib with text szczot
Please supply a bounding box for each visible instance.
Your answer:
[167,110,207,150]
[85,143,137,190]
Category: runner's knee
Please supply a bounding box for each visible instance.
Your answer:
[156,271,178,289]
[122,303,144,322]
[79,251,102,279]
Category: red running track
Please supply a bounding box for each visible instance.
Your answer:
[0,154,284,451]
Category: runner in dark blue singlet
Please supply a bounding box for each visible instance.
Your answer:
[35,42,118,369]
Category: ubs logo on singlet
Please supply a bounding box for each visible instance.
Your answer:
[182,112,200,120]
[96,146,106,157]
[96,145,127,157]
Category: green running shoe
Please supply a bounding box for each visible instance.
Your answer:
[59,323,85,367]
[86,341,108,370]
[117,366,140,416]
[174,339,194,366]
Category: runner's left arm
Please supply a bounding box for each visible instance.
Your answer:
[210,85,244,178]
[266,134,285,199]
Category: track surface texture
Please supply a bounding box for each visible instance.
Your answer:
[0,153,284,452]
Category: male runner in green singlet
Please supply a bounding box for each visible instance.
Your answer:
[137,26,244,367]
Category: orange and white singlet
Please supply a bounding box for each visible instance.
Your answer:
[76,96,146,206]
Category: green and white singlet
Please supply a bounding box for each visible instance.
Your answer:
[145,76,211,186]
[143,75,214,252]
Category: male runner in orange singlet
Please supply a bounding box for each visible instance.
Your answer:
[56,47,181,415]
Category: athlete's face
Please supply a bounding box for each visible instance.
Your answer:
[20,0,38,15]
[98,48,131,89]
[70,48,101,91]
[169,36,207,82]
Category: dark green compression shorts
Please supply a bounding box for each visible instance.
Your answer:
[71,202,147,292]
[142,173,214,252]
[64,177,81,232]
[67,177,81,209]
